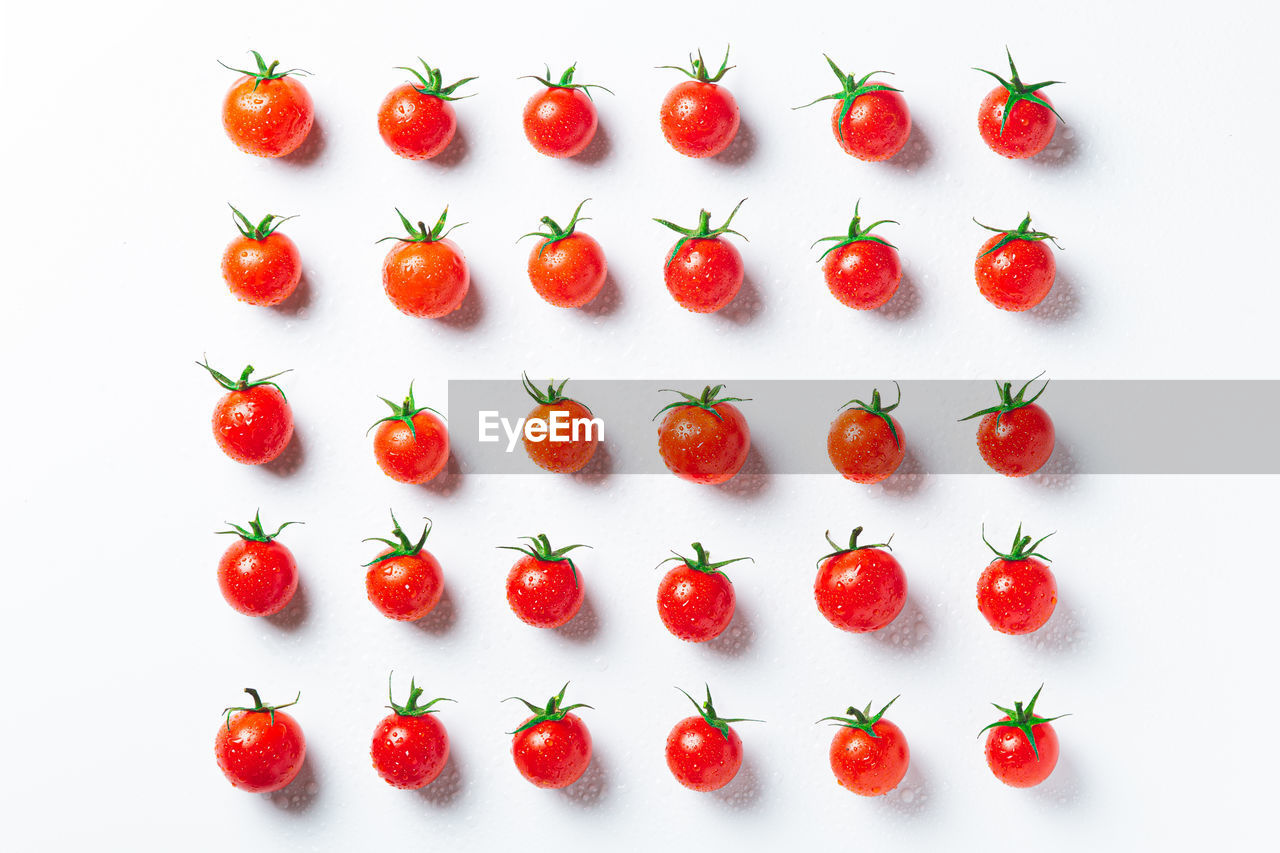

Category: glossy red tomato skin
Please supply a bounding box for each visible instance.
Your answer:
[656,565,735,642]
[215,709,306,792]
[978,88,1057,159]
[829,718,910,795]
[975,405,1055,476]
[815,550,907,633]
[664,237,743,313]
[822,240,901,309]
[217,539,298,617]
[528,234,607,308]
[523,88,597,158]
[366,550,444,621]
[211,386,293,465]
[512,714,592,788]
[222,76,314,158]
[832,90,911,161]
[506,556,584,629]
[373,411,449,484]
[827,410,905,484]
[222,232,301,306]
[657,402,751,485]
[371,712,449,790]
[666,716,743,791]
[985,719,1059,787]
[383,239,470,318]
[975,233,1056,310]
[660,81,740,158]
[523,400,598,473]
[977,557,1058,634]
[378,85,456,160]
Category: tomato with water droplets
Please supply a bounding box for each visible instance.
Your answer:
[507,684,593,788]
[381,207,470,318]
[215,688,306,793]
[658,48,739,158]
[975,50,1063,159]
[814,527,907,633]
[502,533,588,629]
[521,64,610,158]
[827,383,905,484]
[369,383,449,484]
[363,514,444,621]
[198,358,293,465]
[962,376,1055,477]
[981,685,1066,787]
[666,686,757,792]
[655,385,751,484]
[977,525,1058,634]
[221,205,301,307]
[656,542,750,642]
[371,675,452,790]
[377,59,474,160]
[220,51,313,158]
[821,697,910,796]
[216,511,300,617]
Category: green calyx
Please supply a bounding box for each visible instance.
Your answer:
[837,381,903,448]
[519,199,591,258]
[795,55,901,129]
[505,682,593,735]
[818,526,894,568]
[387,672,454,717]
[363,511,431,567]
[520,372,584,407]
[978,684,1069,759]
[520,63,614,100]
[397,57,476,100]
[959,373,1049,424]
[816,695,900,737]
[197,356,291,400]
[217,509,302,543]
[378,207,466,244]
[983,523,1054,562]
[654,200,748,268]
[218,50,311,92]
[975,213,1061,258]
[813,199,898,261]
[223,687,299,731]
[653,384,750,422]
[677,684,762,740]
[973,48,1064,135]
[657,542,752,580]
[367,381,443,438]
[229,203,296,240]
[657,46,734,83]
[498,533,591,587]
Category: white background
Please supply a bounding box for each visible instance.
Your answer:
[2,0,1277,848]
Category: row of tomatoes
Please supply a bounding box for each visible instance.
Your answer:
[222,48,1062,162]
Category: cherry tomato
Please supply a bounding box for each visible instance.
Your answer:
[658,48,739,158]
[828,384,905,484]
[371,675,452,790]
[508,684,593,789]
[521,64,610,158]
[221,205,301,307]
[821,697,910,796]
[501,533,588,629]
[369,382,449,484]
[974,214,1059,311]
[381,207,470,318]
[962,376,1055,477]
[220,51,313,158]
[655,385,751,485]
[799,56,910,161]
[655,201,747,313]
[666,686,757,792]
[198,358,293,465]
[814,202,901,309]
[978,525,1058,634]
[656,542,750,642]
[520,374,599,473]
[814,527,907,633]
[364,514,444,621]
[981,685,1066,787]
[216,511,300,617]
[215,688,306,793]
[523,199,607,308]
[378,59,475,160]
[975,50,1062,159]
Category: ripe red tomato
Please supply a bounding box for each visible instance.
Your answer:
[666,685,758,792]
[221,205,301,306]
[974,214,1059,310]
[520,374,599,473]
[501,533,589,629]
[828,383,905,484]
[521,64,611,158]
[962,376,1055,476]
[814,202,901,310]
[220,51,313,158]
[820,697,910,796]
[215,688,306,793]
[378,59,475,160]
[381,207,470,318]
[364,513,444,621]
[198,357,293,465]
[814,527,907,633]
[522,199,607,308]
[371,674,452,790]
[656,542,750,642]
[507,684,593,788]
[655,201,747,313]
[981,685,1067,787]
[369,382,449,484]
[658,48,739,158]
[978,524,1058,634]
[798,56,910,161]
[975,50,1063,159]
[655,385,751,484]
[216,511,301,617]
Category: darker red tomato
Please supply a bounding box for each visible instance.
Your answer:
[371,676,451,790]
[964,378,1055,477]
[370,384,449,484]
[508,685,593,789]
[522,64,609,158]
[801,58,909,161]
[982,686,1065,787]
[215,688,306,793]
[814,528,907,633]
[816,203,901,309]
[199,358,293,465]
[221,206,301,306]
[657,202,747,313]
[666,686,753,792]
[656,543,748,642]
[822,698,910,796]
[658,49,739,158]
[656,385,751,485]
[976,50,1061,159]
[378,59,474,160]
[502,534,588,629]
[220,52,313,158]
[216,512,300,617]
[524,200,607,308]
[977,525,1058,634]
[520,375,598,473]
[382,208,469,318]
[827,384,905,484]
[974,214,1058,310]
[364,515,444,621]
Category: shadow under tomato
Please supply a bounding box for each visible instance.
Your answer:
[580,270,623,319]
[1025,438,1078,493]
[866,595,932,656]
[706,600,755,658]
[271,271,312,317]
[573,120,611,165]
[420,452,464,498]
[435,276,485,331]
[559,749,610,807]
[1028,125,1080,170]
[884,119,933,174]
[877,447,928,498]
[555,590,601,643]
[1032,751,1084,808]
[881,757,931,816]
[873,270,922,322]
[1026,268,1081,325]
[570,441,613,486]
[263,428,306,478]
[716,274,763,325]
[265,581,309,632]
[416,753,465,807]
[422,124,470,169]
[265,750,320,814]
[280,117,326,168]
[1015,594,1087,657]
[711,115,757,167]
[412,584,458,636]
[712,754,763,810]
[714,444,770,500]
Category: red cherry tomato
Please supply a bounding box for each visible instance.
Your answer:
[371,675,452,790]
[656,201,747,312]
[666,686,756,792]
[822,697,910,795]
[974,214,1059,311]
[814,527,907,633]
[815,202,902,309]
[221,206,301,306]
[520,374,599,473]
[655,385,751,485]
[215,688,306,793]
[369,383,449,484]
[977,525,1058,634]
[220,51,313,158]
[799,57,910,161]
[502,534,588,629]
[827,384,905,484]
[364,514,444,621]
[521,64,610,158]
[975,50,1062,159]
[198,358,293,465]
[656,542,750,642]
[523,199,607,308]
[378,59,475,160]
[508,684,593,788]
[963,377,1056,476]
[658,48,739,158]
[216,511,300,617]
[982,686,1066,787]
[381,207,470,318]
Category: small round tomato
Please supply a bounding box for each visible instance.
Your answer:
[655,201,747,313]
[963,376,1055,477]
[982,685,1066,787]
[198,358,294,465]
[799,57,910,161]
[974,214,1059,311]
[216,511,301,617]
[371,675,452,790]
[364,514,444,621]
[814,527,907,633]
[523,199,607,308]
[520,374,599,473]
[658,48,739,158]
[369,382,449,484]
[828,384,905,484]
[814,202,902,310]
[381,207,470,318]
[655,385,751,485]
[975,50,1062,159]
[378,59,475,160]
[521,64,610,158]
[657,542,750,642]
[220,51,313,158]
[501,533,588,629]
[221,205,301,306]
[978,525,1058,634]
[666,686,757,792]
[215,688,306,793]
[821,697,910,796]
[508,684,593,789]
